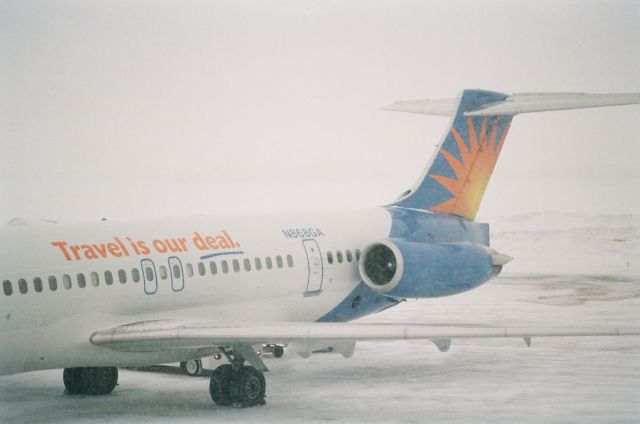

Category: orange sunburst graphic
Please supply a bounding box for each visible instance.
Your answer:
[428,116,511,220]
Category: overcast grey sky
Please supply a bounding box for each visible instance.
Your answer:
[1,0,639,222]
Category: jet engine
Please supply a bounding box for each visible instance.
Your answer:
[358,239,511,298]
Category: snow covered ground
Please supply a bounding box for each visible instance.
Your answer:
[487,212,638,275]
[1,212,638,423]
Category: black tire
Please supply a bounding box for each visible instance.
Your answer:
[273,345,284,358]
[184,359,202,376]
[85,367,118,395]
[210,364,234,406]
[63,368,85,394]
[63,367,118,395]
[235,366,266,407]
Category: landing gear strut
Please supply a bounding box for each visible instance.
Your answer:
[63,367,118,395]
[209,348,266,407]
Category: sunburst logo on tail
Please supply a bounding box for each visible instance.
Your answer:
[428,116,511,220]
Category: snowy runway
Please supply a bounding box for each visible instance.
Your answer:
[2,274,638,423]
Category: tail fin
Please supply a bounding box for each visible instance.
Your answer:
[387,89,640,220]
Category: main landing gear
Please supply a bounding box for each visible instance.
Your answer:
[209,347,266,407]
[63,367,118,395]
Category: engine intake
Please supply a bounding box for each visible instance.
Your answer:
[360,240,403,292]
[359,239,503,298]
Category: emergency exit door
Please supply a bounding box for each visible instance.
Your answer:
[302,239,323,294]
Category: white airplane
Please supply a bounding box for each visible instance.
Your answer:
[2,89,639,407]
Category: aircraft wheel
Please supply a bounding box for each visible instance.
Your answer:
[85,367,118,395]
[210,364,234,406]
[63,367,118,395]
[273,345,284,358]
[63,368,85,394]
[235,366,266,407]
[184,359,202,376]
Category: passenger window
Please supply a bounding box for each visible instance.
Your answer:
[198,262,206,276]
[172,264,181,278]
[276,256,283,268]
[210,261,217,275]
[232,259,240,272]
[336,250,343,263]
[221,260,229,273]
[34,277,43,292]
[3,280,12,296]
[186,263,194,277]
[118,269,127,283]
[144,266,153,281]
[159,266,168,280]
[144,267,154,282]
[244,258,251,271]
[63,274,72,290]
[254,258,262,271]
[265,257,273,270]
[131,268,141,283]
[355,249,361,261]
[286,254,294,268]
[327,251,334,264]
[18,278,28,294]
[77,273,86,288]
[346,249,353,262]
[48,276,58,291]
[105,270,113,285]
[91,272,100,286]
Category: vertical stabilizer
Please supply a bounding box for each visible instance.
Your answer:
[387,89,640,220]
[391,90,512,220]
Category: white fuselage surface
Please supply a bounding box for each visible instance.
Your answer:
[0,209,391,375]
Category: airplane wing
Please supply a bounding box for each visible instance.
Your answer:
[90,320,640,354]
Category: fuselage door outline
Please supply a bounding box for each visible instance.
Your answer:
[302,239,323,295]
[168,256,185,292]
[141,258,158,295]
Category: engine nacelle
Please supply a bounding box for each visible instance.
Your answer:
[358,238,502,298]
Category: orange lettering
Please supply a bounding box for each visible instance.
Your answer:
[82,244,98,260]
[70,244,82,260]
[137,241,150,255]
[92,244,108,258]
[193,232,208,250]
[205,236,219,250]
[152,239,168,253]
[223,231,239,248]
[114,237,129,256]
[51,241,72,261]
[107,242,122,257]
[216,235,230,249]
[178,237,188,252]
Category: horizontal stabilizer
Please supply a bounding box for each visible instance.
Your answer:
[384,92,640,117]
[381,98,457,116]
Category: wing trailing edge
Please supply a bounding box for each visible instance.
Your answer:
[90,320,640,353]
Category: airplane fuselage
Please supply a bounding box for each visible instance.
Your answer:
[0,207,489,375]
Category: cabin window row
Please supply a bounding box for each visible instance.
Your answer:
[326,248,361,265]
[2,268,141,296]
[2,254,295,296]
[186,254,295,278]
